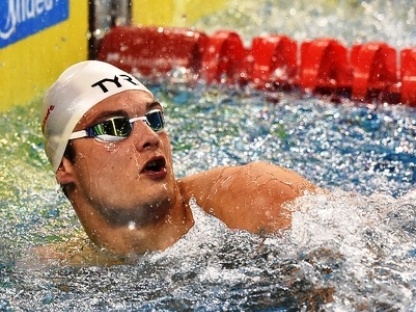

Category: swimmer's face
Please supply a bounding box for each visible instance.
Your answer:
[62,90,177,226]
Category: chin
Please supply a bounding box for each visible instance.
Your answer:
[101,196,172,228]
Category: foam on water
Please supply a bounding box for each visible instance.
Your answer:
[289,190,416,310]
[4,190,416,310]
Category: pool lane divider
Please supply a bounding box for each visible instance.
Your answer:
[97,26,416,106]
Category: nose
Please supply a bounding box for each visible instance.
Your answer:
[132,120,161,152]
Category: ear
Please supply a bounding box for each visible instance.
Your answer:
[56,157,77,185]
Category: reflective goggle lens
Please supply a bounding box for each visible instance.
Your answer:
[90,118,132,137]
[71,109,165,142]
[145,110,164,132]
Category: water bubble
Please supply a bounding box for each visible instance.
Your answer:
[41,293,54,305]
[0,299,12,312]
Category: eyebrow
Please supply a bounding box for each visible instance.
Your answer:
[147,101,163,111]
[88,110,128,127]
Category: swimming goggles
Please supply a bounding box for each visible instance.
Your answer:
[69,109,165,142]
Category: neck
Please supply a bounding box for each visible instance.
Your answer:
[69,182,194,256]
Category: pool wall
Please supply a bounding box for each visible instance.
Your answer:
[131,0,230,27]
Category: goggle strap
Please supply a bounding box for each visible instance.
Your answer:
[70,130,88,140]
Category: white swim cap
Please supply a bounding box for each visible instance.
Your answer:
[41,60,153,172]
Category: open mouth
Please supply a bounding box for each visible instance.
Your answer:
[142,156,167,175]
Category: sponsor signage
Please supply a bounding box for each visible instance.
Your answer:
[0,0,69,48]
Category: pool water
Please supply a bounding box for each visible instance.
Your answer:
[2,0,416,310]
[1,82,415,310]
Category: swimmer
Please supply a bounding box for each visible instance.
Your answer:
[39,60,316,264]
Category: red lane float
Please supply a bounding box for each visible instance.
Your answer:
[97,26,416,106]
[251,35,297,88]
[401,48,416,105]
[200,30,247,83]
[97,26,208,76]
[300,38,352,94]
[350,42,398,103]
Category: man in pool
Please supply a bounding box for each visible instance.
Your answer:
[40,60,316,263]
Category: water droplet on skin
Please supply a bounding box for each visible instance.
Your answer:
[105,142,116,152]
[128,221,136,230]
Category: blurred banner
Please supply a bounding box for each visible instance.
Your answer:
[0,0,229,111]
[0,0,69,48]
[0,1,88,111]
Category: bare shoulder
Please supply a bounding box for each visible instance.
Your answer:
[240,161,317,192]
[179,161,316,199]
[178,161,317,233]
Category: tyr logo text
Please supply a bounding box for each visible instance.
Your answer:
[91,74,138,93]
